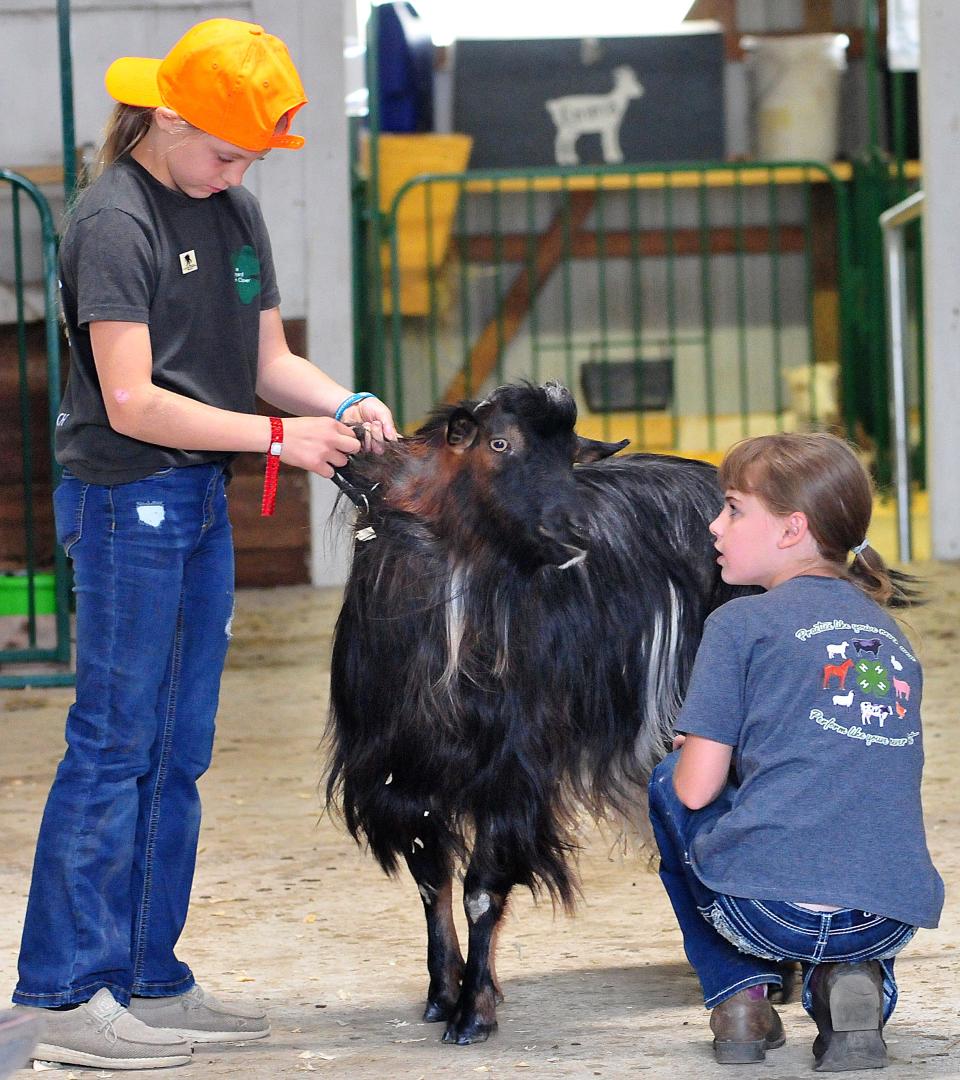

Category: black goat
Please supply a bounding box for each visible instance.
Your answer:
[325,382,744,1045]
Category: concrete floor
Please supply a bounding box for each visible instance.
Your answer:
[1,565,958,1079]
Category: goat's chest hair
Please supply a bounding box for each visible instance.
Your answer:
[441,561,515,686]
[441,551,686,703]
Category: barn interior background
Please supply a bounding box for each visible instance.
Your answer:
[356,0,921,472]
[0,0,949,689]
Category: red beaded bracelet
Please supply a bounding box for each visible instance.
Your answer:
[260,416,284,517]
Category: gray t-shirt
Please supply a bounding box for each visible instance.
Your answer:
[678,575,943,929]
[55,156,281,484]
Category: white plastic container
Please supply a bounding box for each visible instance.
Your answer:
[741,34,849,162]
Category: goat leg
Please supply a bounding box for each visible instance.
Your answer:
[442,873,512,1045]
[404,846,463,1023]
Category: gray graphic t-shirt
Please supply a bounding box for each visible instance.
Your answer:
[55,156,280,484]
[677,575,943,929]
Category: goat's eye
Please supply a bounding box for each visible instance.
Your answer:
[489,438,509,453]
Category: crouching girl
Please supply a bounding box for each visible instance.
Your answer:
[649,432,943,1072]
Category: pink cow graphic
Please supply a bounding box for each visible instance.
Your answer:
[893,677,911,701]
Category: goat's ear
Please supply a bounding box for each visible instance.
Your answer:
[575,436,629,463]
[446,407,480,453]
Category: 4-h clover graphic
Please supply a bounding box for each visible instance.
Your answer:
[232,245,261,305]
[855,660,890,696]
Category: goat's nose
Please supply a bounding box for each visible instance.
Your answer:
[566,510,588,539]
[541,506,587,542]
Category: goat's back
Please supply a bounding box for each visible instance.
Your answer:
[326,451,738,896]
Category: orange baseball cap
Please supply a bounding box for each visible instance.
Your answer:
[104,18,307,152]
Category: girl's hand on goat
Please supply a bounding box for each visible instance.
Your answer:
[341,396,399,453]
[280,416,362,478]
[672,733,687,751]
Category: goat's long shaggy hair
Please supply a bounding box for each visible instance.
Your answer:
[325,403,741,911]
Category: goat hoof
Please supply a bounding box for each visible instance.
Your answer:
[442,1018,497,1045]
[423,998,456,1023]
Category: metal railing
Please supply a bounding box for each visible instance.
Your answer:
[880,189,925,561]
[350,0,928,571]
[367,160,853,457]
[0,169,73,688]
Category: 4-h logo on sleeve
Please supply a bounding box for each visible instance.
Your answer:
[854,659,890,696]
[232,245,261,305]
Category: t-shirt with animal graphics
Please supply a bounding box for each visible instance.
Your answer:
[676,575,943,929]
[55,155,280,484]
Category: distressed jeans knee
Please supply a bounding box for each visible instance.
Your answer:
[649,755,918,1017]
[14,464,234,1007]
[708,896,917,1022]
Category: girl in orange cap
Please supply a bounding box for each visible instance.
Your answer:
[11,18,396,1070]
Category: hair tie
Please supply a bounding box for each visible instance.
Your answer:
[851,539,869,556]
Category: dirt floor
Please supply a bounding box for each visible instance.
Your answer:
[1,562,958,1079]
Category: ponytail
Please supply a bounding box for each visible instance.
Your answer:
[63,104,153,221]
[91,103,154,180]
[846,543,920,609]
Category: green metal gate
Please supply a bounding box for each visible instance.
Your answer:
[360,158,856,461]
[352,0,923,492]
[0,169,73,688]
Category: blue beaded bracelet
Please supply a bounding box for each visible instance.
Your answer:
[334,392,376,422]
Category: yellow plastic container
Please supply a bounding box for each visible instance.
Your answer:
[369,133,473,315]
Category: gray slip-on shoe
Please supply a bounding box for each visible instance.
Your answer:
[128,984,270,1043]
[20,987,192,1070]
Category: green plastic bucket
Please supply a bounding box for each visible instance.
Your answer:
[0,573,56,616]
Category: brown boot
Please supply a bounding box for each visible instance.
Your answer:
[709,988,785,1064]
[810,962,887,1072]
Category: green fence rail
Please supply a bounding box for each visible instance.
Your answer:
[352,0,923,509]
[844,154,924,489]
[364,159,855,459]
[0,169,73,688]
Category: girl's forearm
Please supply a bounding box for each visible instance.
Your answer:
[672,735,733,810]
[256,351,355,417]
[108,383,273,452]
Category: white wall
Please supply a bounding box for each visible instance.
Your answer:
[1,0,311,320]
[918,0,960,559]
[0,0,356,582]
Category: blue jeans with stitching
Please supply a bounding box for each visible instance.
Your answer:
[648,751,917,1020]
[13,464,234,1007]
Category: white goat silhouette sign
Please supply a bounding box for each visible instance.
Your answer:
[545,66,644,166]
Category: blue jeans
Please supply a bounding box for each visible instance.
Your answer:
[13,464,234,1007]
[648,752,917,1021]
